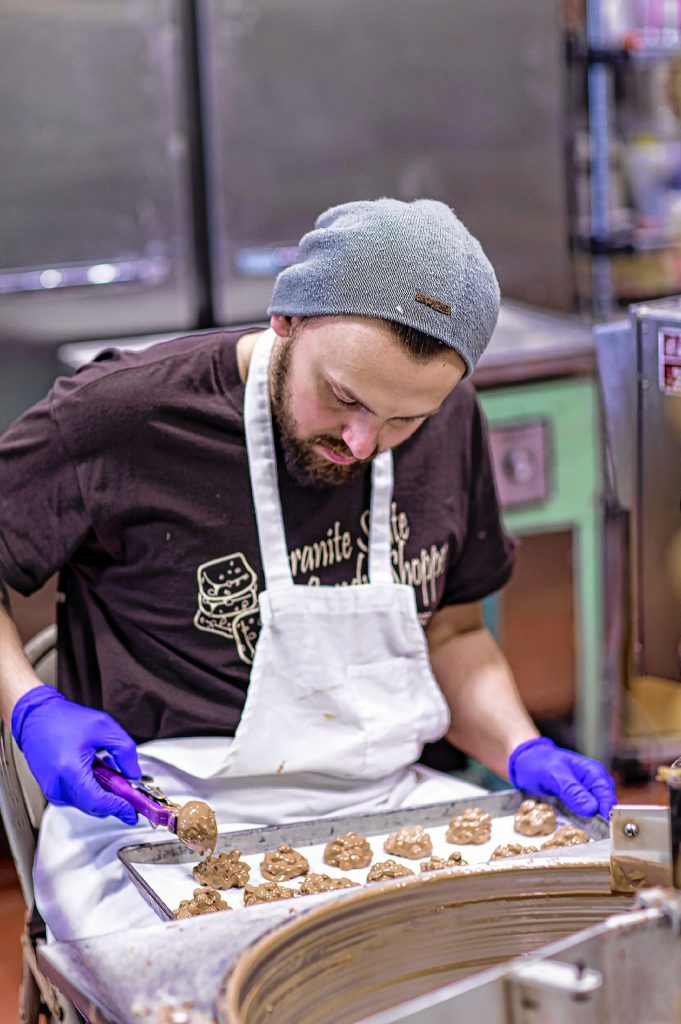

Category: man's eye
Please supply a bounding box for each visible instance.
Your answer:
[332,390,356,407]
[390,415,423,425]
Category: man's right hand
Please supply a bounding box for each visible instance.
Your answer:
[11,685,141,824]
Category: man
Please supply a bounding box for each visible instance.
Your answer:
[0,198,615,940]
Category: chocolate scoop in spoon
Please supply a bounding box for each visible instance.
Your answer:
[93,757,218,855]
[173,799,218,855]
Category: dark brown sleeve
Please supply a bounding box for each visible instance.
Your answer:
[0,393,91,596]
[439,394,517,606]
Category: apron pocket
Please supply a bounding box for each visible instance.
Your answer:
[285,665,370,778]
[347,657,423,779]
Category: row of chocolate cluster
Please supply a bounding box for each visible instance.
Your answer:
[173,802,589,918]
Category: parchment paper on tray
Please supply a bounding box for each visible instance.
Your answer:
[118,789,608,920]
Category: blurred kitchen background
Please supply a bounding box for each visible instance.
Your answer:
[2,2,681,1009]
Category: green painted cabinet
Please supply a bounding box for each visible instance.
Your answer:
[479,376,605,761]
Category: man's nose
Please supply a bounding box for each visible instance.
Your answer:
[341,417,380,460]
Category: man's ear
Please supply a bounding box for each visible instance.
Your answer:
[270,314,293,338]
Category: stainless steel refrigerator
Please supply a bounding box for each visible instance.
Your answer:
[0,0,575,344]
[197,0,574,323]
[0,0,204,344]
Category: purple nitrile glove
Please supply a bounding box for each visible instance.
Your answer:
[508,737,617,819]
[11,684,141,825]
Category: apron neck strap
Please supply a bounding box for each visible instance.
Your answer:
[244,329,395,588]
[367,451,395,584]
[244,330,292,588]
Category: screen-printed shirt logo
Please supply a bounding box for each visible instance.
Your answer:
[193,505,449,665]
[193,553,260,664]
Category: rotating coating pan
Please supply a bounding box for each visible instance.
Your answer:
[219,858,634,1024]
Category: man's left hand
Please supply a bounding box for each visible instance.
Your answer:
[508,736,616,818]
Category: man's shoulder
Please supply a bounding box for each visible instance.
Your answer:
[53,328,243,400]
[53,325,257,415]
[46,325,261,454]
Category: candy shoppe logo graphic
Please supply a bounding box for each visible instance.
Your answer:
[289,504,449,609]
[193,553,260,664]
[194,504,449,664]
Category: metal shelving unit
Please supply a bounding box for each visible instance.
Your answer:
[574,0,681,314]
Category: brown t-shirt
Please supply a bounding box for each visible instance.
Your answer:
[0,328,515,742]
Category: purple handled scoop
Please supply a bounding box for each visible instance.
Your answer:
[92,757,218,856]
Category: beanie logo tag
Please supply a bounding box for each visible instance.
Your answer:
[415,292,451,316]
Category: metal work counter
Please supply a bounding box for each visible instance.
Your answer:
[475,302,594,388]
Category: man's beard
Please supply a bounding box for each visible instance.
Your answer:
[269,335,376,488]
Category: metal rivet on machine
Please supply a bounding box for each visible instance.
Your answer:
[623,821,639,839]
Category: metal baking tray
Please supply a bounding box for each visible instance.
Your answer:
[118,788,608,920]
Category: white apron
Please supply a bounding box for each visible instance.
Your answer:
[217,326,452,787]
[33,328,483,941]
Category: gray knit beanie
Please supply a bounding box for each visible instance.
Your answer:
[268,198,500,377]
